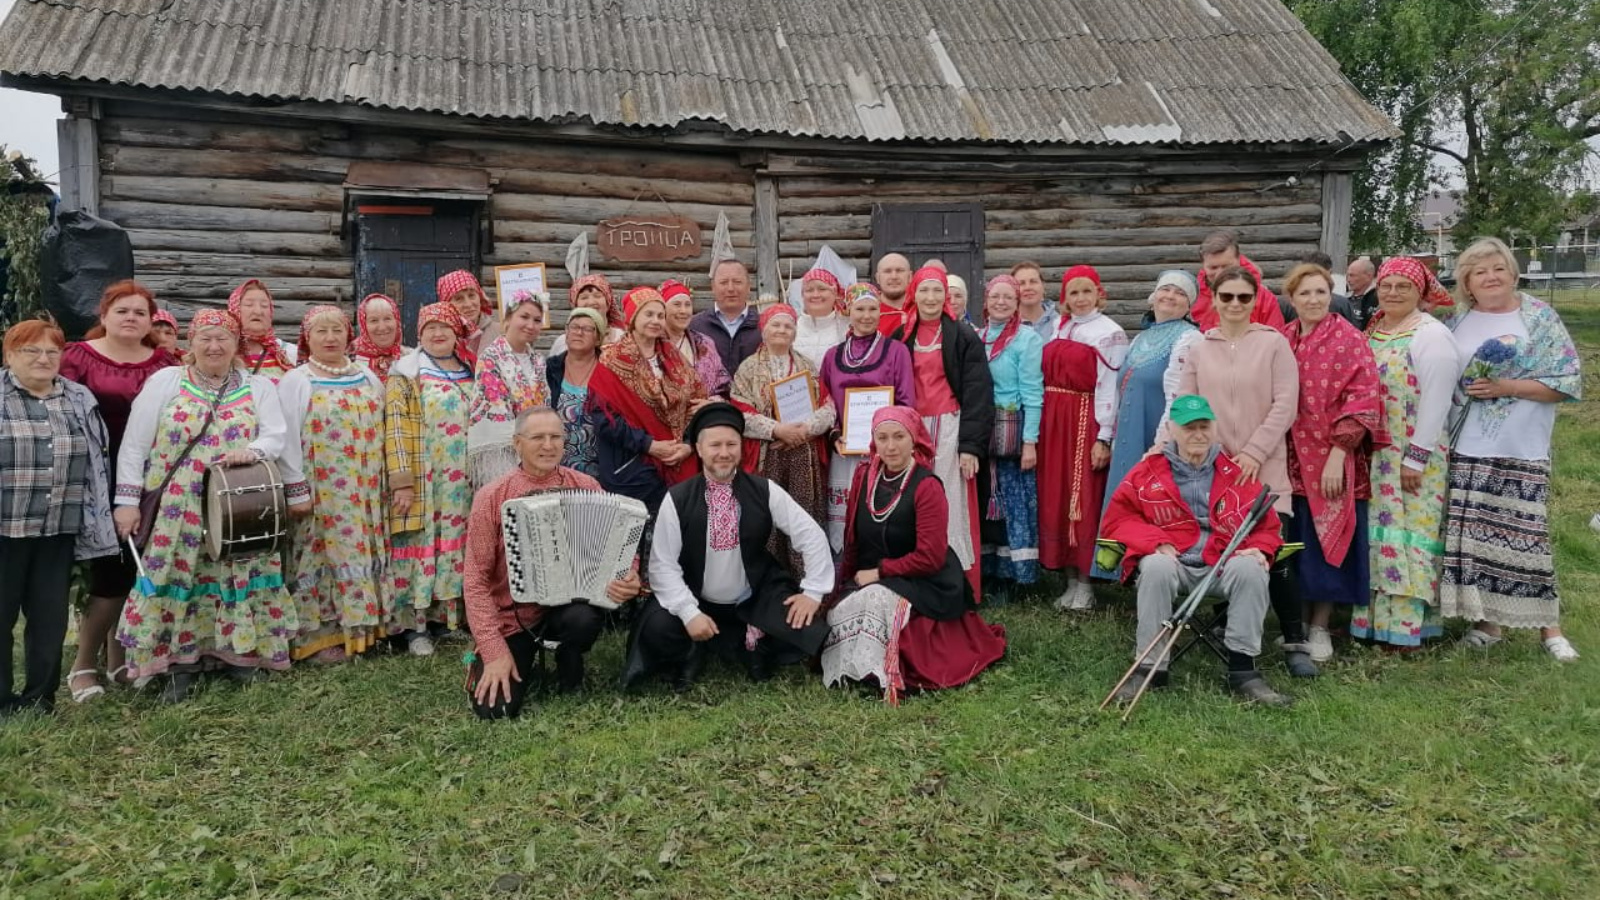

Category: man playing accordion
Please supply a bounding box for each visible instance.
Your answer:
[463,407,642,718]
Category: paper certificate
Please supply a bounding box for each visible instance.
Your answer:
[840,386,895,456]
[493,263,550,327]
[770,373,816,424]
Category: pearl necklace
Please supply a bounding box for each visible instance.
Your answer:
[842,333,882,367]
[308,356,359,377]
[912,319,943,353]
[189,366,230,391]
[867,464,913,523]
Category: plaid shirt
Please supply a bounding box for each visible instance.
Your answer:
[0,372,89,538]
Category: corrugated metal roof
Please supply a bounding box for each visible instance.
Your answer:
[0,0,1396,146]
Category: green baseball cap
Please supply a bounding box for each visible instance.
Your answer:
[1169,394,1216,426]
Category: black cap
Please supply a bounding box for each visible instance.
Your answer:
[684,401,745,445]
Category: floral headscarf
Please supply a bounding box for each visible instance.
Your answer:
[570,274,620,329]
[622,287,666,329]
[188,309,241,341]
[417,301,467,338]
[352,293,404,379]
[802,268,846,314]
[227,279,293,369]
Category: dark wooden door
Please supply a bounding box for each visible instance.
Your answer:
[871,202,986,318]
[354,201,480,342]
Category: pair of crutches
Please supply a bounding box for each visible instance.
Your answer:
[1100,489,1275,722]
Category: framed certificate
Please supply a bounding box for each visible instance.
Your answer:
[493,263,550,327]
[840,386,895,456]
[770,372,816,424]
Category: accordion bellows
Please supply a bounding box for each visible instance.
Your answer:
[501,490,649,609]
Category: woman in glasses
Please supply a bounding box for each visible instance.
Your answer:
[1174,265,1316,678]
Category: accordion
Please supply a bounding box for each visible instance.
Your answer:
[501,490,650,609]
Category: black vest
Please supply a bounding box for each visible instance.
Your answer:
[669,472,779,600]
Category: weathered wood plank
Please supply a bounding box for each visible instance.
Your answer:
[777,214,872,242]
[102,200,339,234]
[494,194,752,230]
[776,175,1315,201]
[126,228,345,257]
[982,204,1322,230]
[1320,172,1353,271]
[491,170,752,206]
[983,223,1324,249]
[984,243,1322,269]
[754,174,780,297]
[103,175,344,212]
[134,252,352,280]
[137,276,349,303]
[105,145,351,183]
[162,298,340,327]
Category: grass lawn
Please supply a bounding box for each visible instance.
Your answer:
[4,298,1597,900]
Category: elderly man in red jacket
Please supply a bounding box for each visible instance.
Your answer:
[1100,395,1291,707]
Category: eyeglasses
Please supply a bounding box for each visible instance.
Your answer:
[1214,292,1254,305]
[11,347,63,361]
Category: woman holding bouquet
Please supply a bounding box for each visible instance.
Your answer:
[1441,237,1582,660]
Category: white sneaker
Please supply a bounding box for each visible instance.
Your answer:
[1307,626,1335,662]
[1064,581,1095,611]
[405,633,436,657]
[1053,578,1080,611]
[1543,636,1580,662]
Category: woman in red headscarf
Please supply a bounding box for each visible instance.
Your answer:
[385,301,476,653]
[277,306,390,664]
[896,266,994,598]
[794,268,850,365]
[437,269,499,370]
[660,279,730,398]
[822,407,1007,703]
[550,274,626,355]
[588,288,708,511]
[1356,256,1460,650]
[228,279,297,381]
[351,293,407,381]
[730,304,837,551]
[1039,265,1128,611]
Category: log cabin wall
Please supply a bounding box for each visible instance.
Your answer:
[95,100,755,340]
[768,162,1328,326]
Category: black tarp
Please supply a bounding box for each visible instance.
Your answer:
[41,209,134,339]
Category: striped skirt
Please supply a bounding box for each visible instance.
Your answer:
[1438,455,1560,629]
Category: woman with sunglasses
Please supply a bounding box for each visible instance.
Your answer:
[1174,265,1316,678]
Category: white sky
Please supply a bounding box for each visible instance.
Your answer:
[0,0,61,175]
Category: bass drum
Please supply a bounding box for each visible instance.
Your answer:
[202,460,288,562]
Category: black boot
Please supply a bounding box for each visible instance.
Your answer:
[555,649,585,695]
[672,646,705,694]
[159,672,195,704]
[1270,564,1318,678]
[1225,670,1294,708]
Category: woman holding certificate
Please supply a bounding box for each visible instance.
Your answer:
[731,304,837,560]
[818,283,917,552]
[896,266,995,599]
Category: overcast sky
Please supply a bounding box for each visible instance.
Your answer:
[0,0,60,174]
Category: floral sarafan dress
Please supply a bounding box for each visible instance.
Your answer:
[117,370,298,676]
[279,368,389,659]
[385,360,473,631]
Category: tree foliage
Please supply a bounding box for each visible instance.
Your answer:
[1,146,51,327]
[1291,0,1600,251]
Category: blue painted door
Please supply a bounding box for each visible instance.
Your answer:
[354,201,480,342]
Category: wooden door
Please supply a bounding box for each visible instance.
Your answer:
[871,202,985,318]
[354,201,480,341]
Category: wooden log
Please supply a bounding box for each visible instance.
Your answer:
[101,200,339,234]
[103,175,345,212]
[982,205,1322,230]
[777,239,874,260]
[777,214,872,242]
[135,276,349,303]
[125,228,345,257]
[983,243,1323,269]
[983,223,1323,249]
[776,185,1321,217]
[105,145,351,183]
[491,170,752,206]
[754,174,780,297]
[493,219,754,247]
[776,174,1313,202]
[493,194,752,229]
[134,252,353,280]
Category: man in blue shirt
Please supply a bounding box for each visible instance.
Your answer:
[688,259,761,375]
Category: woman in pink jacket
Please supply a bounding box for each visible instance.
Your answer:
[1176,265,1314,679]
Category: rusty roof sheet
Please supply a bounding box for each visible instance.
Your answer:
[0,0,1396,146]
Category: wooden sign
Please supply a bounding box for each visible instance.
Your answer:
[596,216,702,262]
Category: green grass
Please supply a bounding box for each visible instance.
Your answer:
[4,302,1599,900]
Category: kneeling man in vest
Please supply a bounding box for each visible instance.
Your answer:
[623,402,834,691]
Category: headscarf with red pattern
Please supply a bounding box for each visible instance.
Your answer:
[622,287,666,329]
[351,293,404,379]
[152,309,179,331]
[980,274,1024,360]
[1369,257,1454,334]
[437,270,492,320]
[571,274,621,330]
[802,268,846,314]
[227,279,294,369]
[296,305,354,366]
[417,301,467,338]
[867,405,936,481]
[901,266,950,340]
[188,309,241,340]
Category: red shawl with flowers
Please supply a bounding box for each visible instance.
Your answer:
[590,337,705,485]
[1282,314,1390,566]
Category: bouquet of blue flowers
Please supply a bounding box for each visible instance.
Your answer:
[1449,335,1520,446]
